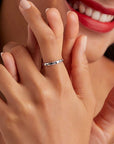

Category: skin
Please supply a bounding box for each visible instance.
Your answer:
[0,0,114,143]
[0,3,96,144]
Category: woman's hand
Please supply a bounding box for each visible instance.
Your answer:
[1,1,114,144]
[89,88,114,144]
[0,1,96,144]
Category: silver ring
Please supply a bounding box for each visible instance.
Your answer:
[43,59,64,67]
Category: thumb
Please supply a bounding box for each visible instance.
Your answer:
[71,35,95,109]
[94,87,114,142]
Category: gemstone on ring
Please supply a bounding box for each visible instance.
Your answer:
[43,59,64,66]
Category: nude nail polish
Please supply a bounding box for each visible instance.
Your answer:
[67,11,71,15]
[45,8,49,12]
[1,52,4,57]
[20,0,31,10]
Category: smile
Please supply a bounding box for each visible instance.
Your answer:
[66,0,114,33]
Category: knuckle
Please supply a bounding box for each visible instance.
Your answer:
[39,88,56,105]
[3,41,19,52]
[23,104,35,117]
[47,34,55,41]
[18,101,35,117]
[11,45,25,56]
[41,32,56,44]
[40,89,51,99]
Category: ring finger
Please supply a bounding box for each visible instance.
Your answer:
[19,1,71,84]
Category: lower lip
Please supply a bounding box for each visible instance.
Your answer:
[67,2,114,33]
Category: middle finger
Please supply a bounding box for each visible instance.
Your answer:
[19,1,71,83]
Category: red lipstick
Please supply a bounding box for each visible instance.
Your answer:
[66,0,114,33]
[81,0,114,15]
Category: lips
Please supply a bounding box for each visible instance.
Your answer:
[81,0,114,15]
[66,0,114,33]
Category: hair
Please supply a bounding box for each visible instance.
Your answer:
[0,0,114,61]
[105,44,114,61]
[0,0,1,5]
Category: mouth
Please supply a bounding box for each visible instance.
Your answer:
[66,0,114,33]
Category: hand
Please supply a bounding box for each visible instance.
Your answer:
[0,1,95,144]
[1,1,113,144]
[89,88,114,144]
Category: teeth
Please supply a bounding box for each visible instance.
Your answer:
[107,15,114,22]
[92,10,101,21]
[99,14,108,22]
[73,3,78,10]
[85,7,93,17]
[79,2,86,13]
[72,1,114,23]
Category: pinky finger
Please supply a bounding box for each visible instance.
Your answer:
[1,52,18,82]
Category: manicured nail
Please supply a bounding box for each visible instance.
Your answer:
[82,36,87,52]
[67,10,71,15]
[1,52,4,63]
[45,8,50,13]
[1,52,4,57]
[20,0,31,10]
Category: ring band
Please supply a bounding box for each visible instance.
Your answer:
[43,59,64,66]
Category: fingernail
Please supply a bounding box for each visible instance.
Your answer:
[1,52,4,63]
[20,0,31,10]
[67,10,71,15]
[45,8,50,13]
[82,36,87,52]
[1,52,4,57]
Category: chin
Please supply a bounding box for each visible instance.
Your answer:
[85,42,108,63]
[86,50,104,63]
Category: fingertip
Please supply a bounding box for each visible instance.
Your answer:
[19,0,31,10]
[64,11,79,39]
[67,11,79,22]
[71,35,88,69]
[45,8,64,37]
[1,52,14,68]
[1,52,18,81]
[45,8,59,15]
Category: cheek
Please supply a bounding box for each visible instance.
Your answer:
[85,40,108,62]
[78,25,113,62]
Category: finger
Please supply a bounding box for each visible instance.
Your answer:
[10,45,45,89]
[27,25,42,70]
[46,8,64,47]
[19,1,60,62]
[1,52,18,81]
[3,42,23,82]
[3,42,44,85]
[45,8,69,80]
[63,11,79,73]
[0,99,8,114]
[19,1,70,83]
[94,88,114,136]
[0,99,9,128]
[0,64,20,104]
[71,35,95,109]
[3,42,19,53]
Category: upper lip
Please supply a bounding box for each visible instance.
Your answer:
[79,0,114,15]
